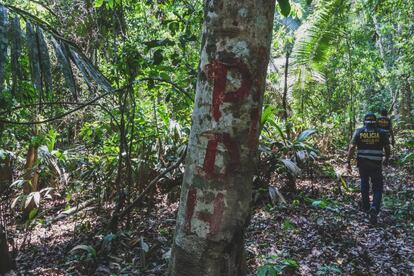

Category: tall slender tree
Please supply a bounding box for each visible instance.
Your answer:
[169,0,275,275]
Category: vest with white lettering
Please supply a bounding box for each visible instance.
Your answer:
[352,127,388,162]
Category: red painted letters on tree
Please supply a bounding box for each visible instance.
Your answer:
[205,58,253,122]
[198,132,240,178]
[184,57,260,235]
[197,192,225,235]
[183,188,225,235]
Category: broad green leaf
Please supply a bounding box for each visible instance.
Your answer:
[29,208,38,220]
[261,105,277,125]
[296,129,317,142]
[280,159,301,176]
[277,0,291,16]
[94,0,104,8]
[70,244,97,257]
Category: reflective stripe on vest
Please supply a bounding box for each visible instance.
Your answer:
[357,155,383,161]
[357,149,383,161]
[358,149,383,156]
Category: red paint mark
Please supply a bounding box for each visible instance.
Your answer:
[205,58,252,121]
[203,137,219,176]
[249,108,260,148]
[197,192,225,235]
[184,188,197,233]
[198,132,240,178]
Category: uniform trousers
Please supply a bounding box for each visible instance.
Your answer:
[357,158,383,212]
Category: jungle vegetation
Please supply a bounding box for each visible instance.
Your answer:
[0,0,412,274]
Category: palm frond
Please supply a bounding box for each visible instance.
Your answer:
[293,0,346,70]
[26,21,42,94]
[51,37,77,100]
[37,26,53,97]
[10,16,22,95]
[0,3,115,102]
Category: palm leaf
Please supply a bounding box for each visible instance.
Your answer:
[26,21,42,94]
[37,26,53,97]
[51,37,77,100]
[293,0,345,70]
[2,3,115,101]
[69,47,113,94]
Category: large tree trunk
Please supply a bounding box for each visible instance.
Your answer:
[169,1,275,275]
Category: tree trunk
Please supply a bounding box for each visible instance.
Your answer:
[23,145,39,194]
[0,155,12,194]
[400,77,412,126]
[282,49,290,122]
[0,226,14,274]
[22,145,39,219]
[282,48,292,140]
[169,1,275,275]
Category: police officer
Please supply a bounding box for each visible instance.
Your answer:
[377,109,395,146]
[346,113,391,224]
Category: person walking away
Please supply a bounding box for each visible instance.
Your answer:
[346,113,390,224]
[377,109,395,146]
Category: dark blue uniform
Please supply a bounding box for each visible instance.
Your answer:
[351,126,390,211]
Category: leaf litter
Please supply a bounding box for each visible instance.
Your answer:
[1,158,413,275]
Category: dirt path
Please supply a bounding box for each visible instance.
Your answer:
[246,162,414,275]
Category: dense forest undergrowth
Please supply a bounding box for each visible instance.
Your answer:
[0,0,413,275]
[1,151,413,275]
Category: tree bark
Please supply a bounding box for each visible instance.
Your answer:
[169,1,275,275]
[22,145,39,219]
[282,49,290,122]
[400,77,412,126]
[0,226,14,273]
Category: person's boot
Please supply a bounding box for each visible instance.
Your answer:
[360,204,370,213]
[359,200,370,213]
[369,207,378,225]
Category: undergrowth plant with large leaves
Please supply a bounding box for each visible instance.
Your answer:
[259,105,319,193]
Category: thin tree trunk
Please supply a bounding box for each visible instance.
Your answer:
[282,50,290,122]
[282,49,291,140]
[22,145,39,219]
[169,1,275,275]
[400,77,412,126]
[345,37,355,139]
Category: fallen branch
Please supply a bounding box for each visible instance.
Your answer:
[117,148,186,221]
[51,199,94,222]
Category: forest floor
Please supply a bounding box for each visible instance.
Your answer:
[2,155,413,275]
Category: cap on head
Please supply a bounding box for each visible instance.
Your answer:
[364,113,377,126]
